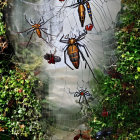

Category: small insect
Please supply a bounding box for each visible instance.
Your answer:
[96,129,112,139]
[107,68,122,79]
[74,88,91,105]
[74,130,93,140]
[67,0,93,27]
[0,126,7,132]
[101,107,108,117]
[85,24,93,31]
[121,22,135,33]
[0,36,8,53]
[44,49,61,64]
[8,98,15,108]
[16,15,55,48]
[0,127,4,132]
[60,30,98,82]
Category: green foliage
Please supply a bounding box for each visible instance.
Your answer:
[0,2,49,139]
[0,60,44,139]
[89,1,140,139]
[0,12,6,35]
[0,2,48,139]
[0,0,7,10]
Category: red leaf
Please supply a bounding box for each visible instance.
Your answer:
[18,89,23,93]
[74,134,80,140]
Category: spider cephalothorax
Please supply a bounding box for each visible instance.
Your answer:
[68,38,77,45]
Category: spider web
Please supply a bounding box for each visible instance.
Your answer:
[46,0,120,135]
[58,0,115,32]
[5,0,121,139]
[6,0,68,71]
[51,0,118,81]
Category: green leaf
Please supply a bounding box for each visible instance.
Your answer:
[135,75,139,79]
[137,67,140,72]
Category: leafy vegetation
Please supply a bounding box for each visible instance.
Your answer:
[0,12,5,35]
[0,0,6,36]
[0,61,44,139]
[0,0,140,139]
[0,2,47,140]
[89,0,140,139]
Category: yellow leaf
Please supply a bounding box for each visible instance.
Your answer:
[137,67,140,72]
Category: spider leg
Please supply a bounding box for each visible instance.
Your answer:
[60,35,68,44]
[83,43,93,58]
[41,16,53,26]
[84,95,90,106]
[68,88,75,95]
[27,29,34,35]
[29,18,34,25]
[62,45,68,51]
[74,92,80,97]
[40,17,45,25]
[83,88,87,93]
[85,0,91,4]
[65,34,69,39]
[78,96,82,103]
[81,42,100,70]
[25,30,35,48]
[25,15,32,26]
[41,37,54,48]
[40,28,48,30]
[77,30,87,41]
[78,36,85,41]
[16,27,33,34]
[40,28,56,37]
[73,34,76,38]
[84,87,87,91]
[38,17,42,24]
[78,43,89,57]
[78,44,99,81]
[85,91,91,96]
[79,49,98,83]
[76,81,80,90]
[64,49,74,70]
[66,2,79,8]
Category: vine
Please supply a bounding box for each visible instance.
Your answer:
[89,0,140,139]
[0,2,47,140]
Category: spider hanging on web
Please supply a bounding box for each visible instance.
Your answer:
[61,0,115,34]
[74,88,91,105]
[16,15,55,48]
[69,86,91,106]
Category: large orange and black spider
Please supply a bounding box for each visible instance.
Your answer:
[67,0,94,27]
[60,30,98,83]
[16,15,55,48]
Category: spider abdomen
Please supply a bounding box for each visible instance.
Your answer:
[36,29,42,38]
[67,44,80,69]
[78,4,85,27]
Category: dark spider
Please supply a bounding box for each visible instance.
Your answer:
[70,88,91,106]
